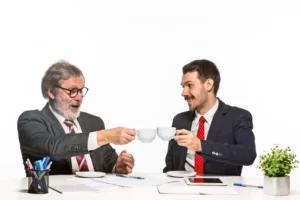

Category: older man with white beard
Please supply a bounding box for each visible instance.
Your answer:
[18,60,136,176]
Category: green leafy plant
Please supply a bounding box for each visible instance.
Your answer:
[258,144,299,177]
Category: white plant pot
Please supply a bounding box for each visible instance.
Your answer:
[264,176,290,196]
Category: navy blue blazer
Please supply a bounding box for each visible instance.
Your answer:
[163,99,256,176]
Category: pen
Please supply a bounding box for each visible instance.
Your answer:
[26,159,38,178]
[116,174,145,179]
[42,156,50,169]
[42,157,46,165]
[35,160,44,170]
[49,186,62,194]
[38,161,53,180]
[233,183,263,189]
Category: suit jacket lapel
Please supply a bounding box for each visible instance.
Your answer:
[206,110,222,141]
[41,104,65,137]
[207,99,229,141]
[41,103,72,172]
[77,116,88,136]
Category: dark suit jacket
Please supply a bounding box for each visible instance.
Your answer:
[18,103,118,176]
[163,99,256,176]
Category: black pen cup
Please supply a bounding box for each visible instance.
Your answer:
[27,169,50,194]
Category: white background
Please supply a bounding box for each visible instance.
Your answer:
[0,0,299,180]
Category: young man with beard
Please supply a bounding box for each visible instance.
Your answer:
[18,60,136,175]
[163,59,257,176]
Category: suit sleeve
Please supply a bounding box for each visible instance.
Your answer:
[18,111,91,160]
[93,119,118,173]
[199,110,257,166]
[102,144,118,173]
[163,117,176,173]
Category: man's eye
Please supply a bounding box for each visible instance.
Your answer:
[71,89,78,94]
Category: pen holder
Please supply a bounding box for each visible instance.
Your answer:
[27,169,50,194]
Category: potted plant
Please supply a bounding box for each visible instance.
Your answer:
[257,144,299,196]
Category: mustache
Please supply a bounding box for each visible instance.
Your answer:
[71,101,82,106]
[184,96,195,101]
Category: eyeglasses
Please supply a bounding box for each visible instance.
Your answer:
[56,86,89,98]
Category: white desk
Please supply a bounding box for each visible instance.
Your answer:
[1,174,299,200]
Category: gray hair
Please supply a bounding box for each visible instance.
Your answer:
[41,60,84,99]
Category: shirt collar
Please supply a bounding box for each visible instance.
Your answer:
[194,99,219,125]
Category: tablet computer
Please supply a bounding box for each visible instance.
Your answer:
[184,177,227,186]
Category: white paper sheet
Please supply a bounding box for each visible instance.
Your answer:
[157,185,239,195]
[49,184,100,193]
[92,177,180,188]
[67,178,113,187]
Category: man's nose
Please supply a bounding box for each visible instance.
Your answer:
[74,91,84,100]
[181,87,188,97]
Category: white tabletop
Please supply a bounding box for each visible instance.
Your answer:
[1,173,299,200]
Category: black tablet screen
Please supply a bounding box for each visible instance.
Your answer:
[188,178,223,183]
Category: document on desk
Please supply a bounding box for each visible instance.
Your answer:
[50,184,100,193]
[67,178,113,188]
[157,185,239,195]
[92,177,179,188]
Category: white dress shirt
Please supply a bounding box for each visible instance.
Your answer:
[49,105,100,173]
[185,99,219,172]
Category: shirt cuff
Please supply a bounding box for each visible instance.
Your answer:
[87,131,101,151]
[112,164,117,173]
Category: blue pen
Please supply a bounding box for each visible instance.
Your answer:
[234,183,263,189]
[35,160,44,170]
[116,174,145,180]
[42,156,50,169]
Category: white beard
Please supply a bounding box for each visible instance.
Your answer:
[52,96,80,120]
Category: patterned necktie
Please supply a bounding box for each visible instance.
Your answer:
[64,120,89,171]
[194,116,206,175]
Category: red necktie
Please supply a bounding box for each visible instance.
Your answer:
[64,120,89,171]
[194,116,205,175]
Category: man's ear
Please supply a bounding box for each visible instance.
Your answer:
[47,88,55,100]
[205,78,214,93]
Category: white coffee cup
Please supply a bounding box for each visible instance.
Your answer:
[136,128,157,143]
[157,127,176,141]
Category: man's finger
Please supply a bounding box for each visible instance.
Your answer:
[120,153,134,160]
[120,150,127,154]
[177,142,189,147]
[126,128,136,136]
[123,134,135,142]
[120,155,134,163]
[122,160,134,168]
[174,135,190,141]
[126,166,132,174]
[176,129,190,135]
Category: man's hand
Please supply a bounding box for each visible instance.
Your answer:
[97,127,136,145]
[114,150,135,174]
[174,129,202,152]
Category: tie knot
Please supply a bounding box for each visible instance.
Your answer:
[199,116,206,124]
[64,120,75,128]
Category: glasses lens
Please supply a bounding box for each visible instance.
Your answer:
[68,87,89,98]
[70,88,79,98]
[81,87,88,97]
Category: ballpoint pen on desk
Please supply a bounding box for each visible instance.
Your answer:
[233,183,263,189]
[116,174,145,180]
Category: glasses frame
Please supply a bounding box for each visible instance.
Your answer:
[56,86,89,98]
